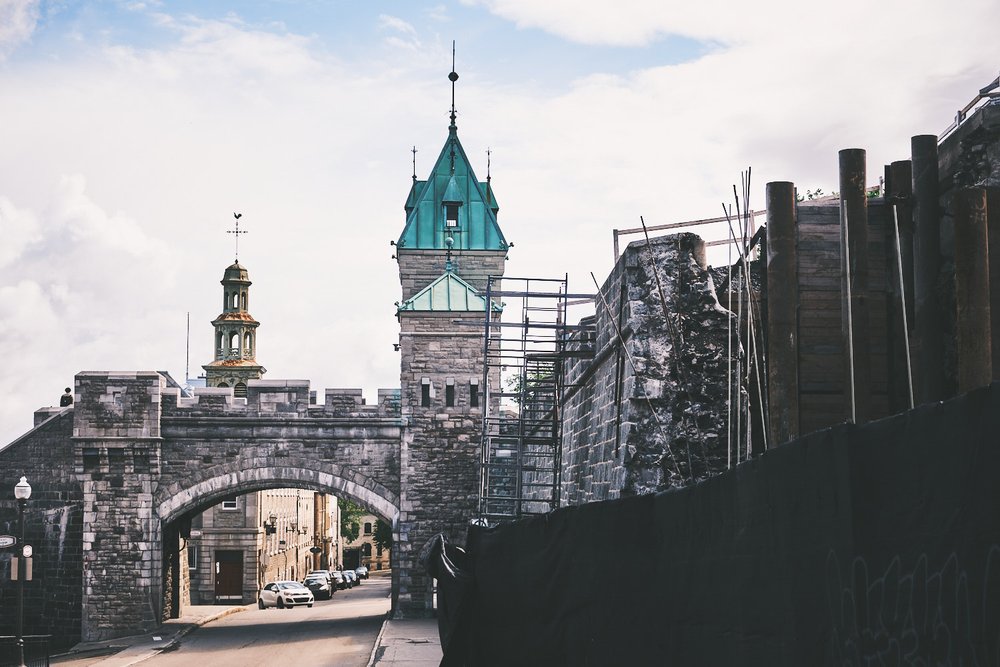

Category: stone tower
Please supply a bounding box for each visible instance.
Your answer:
[393,66,508,616]
[202,261,266,395]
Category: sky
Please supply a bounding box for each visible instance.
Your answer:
[0,0,997,445]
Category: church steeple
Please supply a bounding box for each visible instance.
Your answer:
[203,218,265,396]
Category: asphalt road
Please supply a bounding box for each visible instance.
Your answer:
[142,577,391,667]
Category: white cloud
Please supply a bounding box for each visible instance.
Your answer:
[0,2,998,447]
[0,0,39,58]
[378,14,417,36]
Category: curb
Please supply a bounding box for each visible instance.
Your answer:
[366,615,391,667]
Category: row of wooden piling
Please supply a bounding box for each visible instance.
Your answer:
[766,136,998,446]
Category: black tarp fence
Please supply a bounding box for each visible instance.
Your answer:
[429,382,1000,666]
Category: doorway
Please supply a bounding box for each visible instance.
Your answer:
[214,550,244,602]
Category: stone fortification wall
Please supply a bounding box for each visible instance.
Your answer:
[161,381,400,419]
[561,233,743,505]
[0,409,83,649]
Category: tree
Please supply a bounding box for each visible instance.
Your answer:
[373,519,393,553]
[338,498,364,542]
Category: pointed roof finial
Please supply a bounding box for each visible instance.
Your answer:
[411,145,418,182]
[448,40,458,132]
[228,212,247,262]
[486,147,491,181]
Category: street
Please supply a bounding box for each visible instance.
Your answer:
[141,577,391,667]
[55,576,392,667]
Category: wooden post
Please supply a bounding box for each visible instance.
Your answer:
[911,135,944,402]
[839,148,871,424]
[988,187,1000,383]
[766,181,799,445]
[953,187,992,392]
[887,160,914,412]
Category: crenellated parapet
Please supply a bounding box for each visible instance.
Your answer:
[159,380,402,419]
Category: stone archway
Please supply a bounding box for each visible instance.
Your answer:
[155,464,400,621]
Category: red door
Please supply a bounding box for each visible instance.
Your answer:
[214,550,244,602]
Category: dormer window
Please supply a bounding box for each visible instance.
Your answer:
[445,204,459,228]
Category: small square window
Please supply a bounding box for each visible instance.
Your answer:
[221,496,238,511]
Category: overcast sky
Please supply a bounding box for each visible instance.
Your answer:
[0,0,997,445]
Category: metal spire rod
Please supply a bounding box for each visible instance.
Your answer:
[228,212,247,261]
[411,146,418,181]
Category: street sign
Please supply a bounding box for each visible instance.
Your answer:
[0,535,15,549]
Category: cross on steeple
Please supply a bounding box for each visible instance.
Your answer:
[229,212,247,261]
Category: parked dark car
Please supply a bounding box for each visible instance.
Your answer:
[343,569,357,588]
[331,570,348,590]
[303,574,333,600]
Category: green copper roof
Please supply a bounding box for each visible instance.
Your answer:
[397,129,507,251]
[397,270,503,313]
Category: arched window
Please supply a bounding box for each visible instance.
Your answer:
[245,333,253,354]
[218,382,229,388]
[364,522,372,535]
[216,332,223,356]
[240,292,247,310]
[363,543,372,556]
[234,382,247,398]
[229,332,240,355]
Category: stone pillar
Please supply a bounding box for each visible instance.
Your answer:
[911,135,944,403]
[765,181,799,445]
[953,188,992,392]
[839,149,871,424]
[74,372,164,641]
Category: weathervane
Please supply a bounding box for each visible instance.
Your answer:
[229,212,247,261]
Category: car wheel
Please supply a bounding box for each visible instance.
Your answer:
[258,599,265,610]
[308,603,313,608]
[277,599,285,609]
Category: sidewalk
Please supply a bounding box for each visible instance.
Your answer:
[368,617,442,667]
[53,604,250,666]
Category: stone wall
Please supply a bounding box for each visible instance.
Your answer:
[0,410,83,650]
[396,310,489,615]
[396,249,505,300]
[561,233,743,505]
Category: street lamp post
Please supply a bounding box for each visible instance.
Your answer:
[13,476,31,667]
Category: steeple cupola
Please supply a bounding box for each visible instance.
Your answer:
[203,217,266,396]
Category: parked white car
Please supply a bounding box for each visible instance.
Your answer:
[258,580,314,609]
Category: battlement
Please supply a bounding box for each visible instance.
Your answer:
[159,377,401,418]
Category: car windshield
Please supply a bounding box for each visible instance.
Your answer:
[304,577,326,583]
[277,582,305,590]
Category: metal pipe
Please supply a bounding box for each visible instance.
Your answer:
[765,181,799,445]
[839,148,871,424]
[988,187,1000,383]
[891,204,915,409]
[953,187,993,392]
[911,135,944,403]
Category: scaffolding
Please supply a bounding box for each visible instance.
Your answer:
[477,275,595,524]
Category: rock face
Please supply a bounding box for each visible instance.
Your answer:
[562,233,745,504]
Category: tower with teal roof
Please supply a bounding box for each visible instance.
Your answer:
[393,59,507,616]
